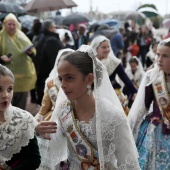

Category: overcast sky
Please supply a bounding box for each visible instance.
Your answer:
[62,0,170,16]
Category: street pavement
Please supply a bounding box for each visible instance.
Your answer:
[26,94,40,116]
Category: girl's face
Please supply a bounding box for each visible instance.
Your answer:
[96,41,110,60]
[58,61,93,101]
[157,45,170,74]
[0,75,14,113]
[130,62,138,72]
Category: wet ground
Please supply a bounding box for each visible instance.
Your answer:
[25,93,41,116]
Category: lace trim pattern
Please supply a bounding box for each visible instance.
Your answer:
[117,155,139,170]
[0,106,36,162]
[76,117,97,147]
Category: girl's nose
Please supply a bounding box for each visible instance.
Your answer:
[61,80,66,89]
[2,91,8,98]
[157,56,162,62]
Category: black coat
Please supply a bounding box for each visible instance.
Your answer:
[35,30,63,104]
[36,30,64,84]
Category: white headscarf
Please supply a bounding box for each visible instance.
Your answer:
[45,48,75,89]
[49,45,139,169]
[90,35,121,76]
[125,56,145,86]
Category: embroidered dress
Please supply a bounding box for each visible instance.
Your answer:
[53,100,139,170]
[128,66,170,170]
[65,116,97,169]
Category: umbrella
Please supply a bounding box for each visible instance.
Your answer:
[0,12,8,22]
[90,24,117,41]
[90,29,117,41]
[0,2,27,15]
[163,18,170,28]
[62,13,89,25]
[137,7,159,18]
[25,0,77,13]
[100,19,119,29]
[125,11,146,21]
[18,15,37,30]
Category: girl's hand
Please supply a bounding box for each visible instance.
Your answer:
[35,121,57,140]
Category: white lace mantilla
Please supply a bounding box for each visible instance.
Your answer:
[0,105,36,163]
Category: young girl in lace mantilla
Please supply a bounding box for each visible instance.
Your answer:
[0,65,40,170]
[37,45,139,170]
[128,37,170,169]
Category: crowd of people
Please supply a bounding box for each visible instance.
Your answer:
[0,12,170,170]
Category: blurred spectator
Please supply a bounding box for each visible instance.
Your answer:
[146,40,158,68]
[0,13,37,109]
[26,19,42,104]
[127,39,139,57]
[137,25,153,67]
[125,57,145,89]
[36,19,63,105]
[73,24,87,49]
[110,27,124,58]
[124,57,145,107]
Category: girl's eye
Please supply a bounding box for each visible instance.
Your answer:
[66,76,73,81]
[7,87,13,93]
[163,54,169,58]
[58,77,62,82]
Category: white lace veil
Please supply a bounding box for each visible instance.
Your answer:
[90,35,121,75]
[50,45,139,169]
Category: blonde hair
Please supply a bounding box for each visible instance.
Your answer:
[3,13,21,30]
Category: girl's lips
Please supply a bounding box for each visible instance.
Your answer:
[158,63,162,67]
[1,101,8,107]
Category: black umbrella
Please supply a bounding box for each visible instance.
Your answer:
[0,2,27,15]
[62,13,89,25]
[125,11,146,21]
[90,24,117,41]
